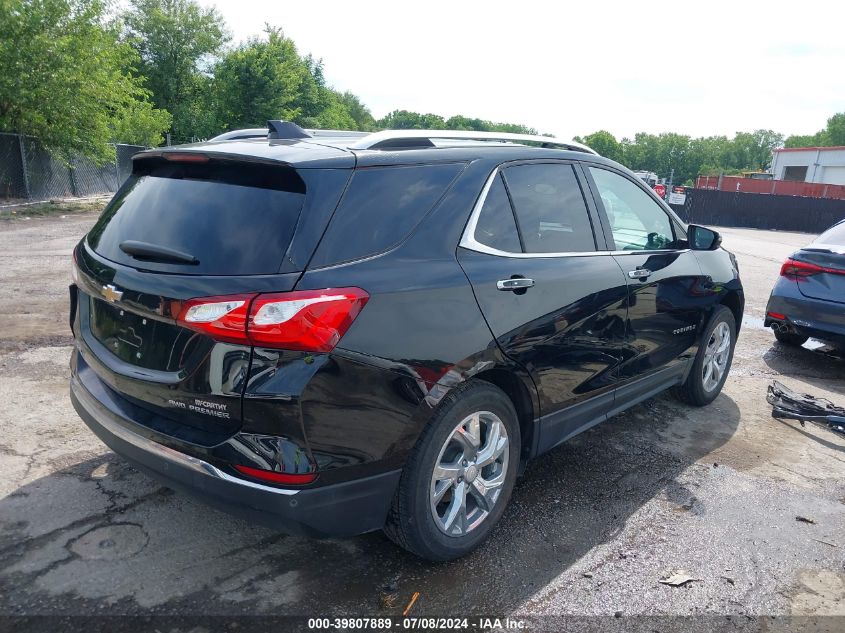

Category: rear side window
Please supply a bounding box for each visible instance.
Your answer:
[503,164,596,253]
[474,174,521,252]
[310,164,462,267]
[87,159,306,275]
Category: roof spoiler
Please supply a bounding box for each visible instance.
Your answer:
[268,120,312,140]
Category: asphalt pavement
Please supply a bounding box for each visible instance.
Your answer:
[1,214,843,626]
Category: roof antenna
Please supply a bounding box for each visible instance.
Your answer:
[267,120,311,140]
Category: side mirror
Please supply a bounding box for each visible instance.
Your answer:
[688,224,722,251]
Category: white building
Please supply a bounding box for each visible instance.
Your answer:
[770,146,845,185]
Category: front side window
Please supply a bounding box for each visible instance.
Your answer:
[589,167,676,251]
[502,164,596,253]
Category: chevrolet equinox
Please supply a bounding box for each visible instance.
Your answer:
[70,122,744,560]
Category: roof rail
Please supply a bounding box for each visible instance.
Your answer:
[306,129,370,138]
[208,128,268,142]
[208,127,371,142]
[348,130,597,154]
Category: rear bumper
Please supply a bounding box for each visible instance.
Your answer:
[70,372,400,538]
[765,281,845,347]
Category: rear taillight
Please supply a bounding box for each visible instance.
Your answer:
[233,464,317,485]
[780,258,845,279]
[179,294,254,345]
[248,289,369,351]
[176,288,368,352]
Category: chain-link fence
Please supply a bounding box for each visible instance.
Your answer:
[0,132,147,203]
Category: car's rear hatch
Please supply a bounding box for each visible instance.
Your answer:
[73,150,351,441]
[794,248,845,305]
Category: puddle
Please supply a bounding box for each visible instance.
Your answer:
[743,315,767,330]
[804,339,828,351]
[802,339,844,359]
[743,315,843,360]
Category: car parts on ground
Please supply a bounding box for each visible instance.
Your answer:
[767,380,845,437]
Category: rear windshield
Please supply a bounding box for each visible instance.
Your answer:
[87,158,306,275]
[816,221,845,246]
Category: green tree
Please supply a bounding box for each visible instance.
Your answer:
[600,128,788,183]
[444,115,537,134]
[210,26,374,135]
[377,110,536,134]
[576,130,623,163]
[626,132,661,172]
[378,110,447,129]
[0,0,170,162]
[337,91,376,131]
[123,0,229,140]
[212,26,318,130]
[824,112,845,146]
[731,129,783,171]
[294,55,358,130]
[444,115,490,131]
[687,135,733,181]
[784,133,824,148]
[784,112,845,148]
[487,121,538,134]
[110,99,172,146]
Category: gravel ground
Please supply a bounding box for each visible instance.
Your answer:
[0,211,844,627]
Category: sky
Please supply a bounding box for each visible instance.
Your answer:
[198,0,845,140]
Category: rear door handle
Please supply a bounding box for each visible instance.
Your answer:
[628,268,653,279]
[497,278,535,291]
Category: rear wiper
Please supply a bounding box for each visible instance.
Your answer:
[119,241,199,265]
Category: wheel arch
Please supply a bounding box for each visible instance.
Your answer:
[719,289,744,333]
[473,366,539,469]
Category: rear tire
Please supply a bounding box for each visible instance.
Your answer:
[675,305,736,407]
[384,381,520,561]
[773,328,809,347]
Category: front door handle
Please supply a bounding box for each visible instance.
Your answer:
[628,268,653,279]
[497,278,535,291]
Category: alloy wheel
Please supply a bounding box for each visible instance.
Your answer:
[429,411,509,536]
[702,321,731,392]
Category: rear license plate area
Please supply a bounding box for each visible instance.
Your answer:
[89,298,175,370]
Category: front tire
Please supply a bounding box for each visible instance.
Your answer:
[675,305,736,407]
[384,381,520,561]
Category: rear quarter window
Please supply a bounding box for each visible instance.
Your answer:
[309,163,463,267]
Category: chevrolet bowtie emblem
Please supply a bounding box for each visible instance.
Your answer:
[101,284,123,303]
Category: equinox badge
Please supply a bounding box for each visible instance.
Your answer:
[101,284,123,303]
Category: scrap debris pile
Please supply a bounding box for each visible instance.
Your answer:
[767,380,845,438]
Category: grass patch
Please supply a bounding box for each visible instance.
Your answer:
[0,197,108,219]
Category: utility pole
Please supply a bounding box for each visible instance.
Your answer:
[17,135,31,199]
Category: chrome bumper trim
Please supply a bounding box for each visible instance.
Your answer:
[71,374,299,496]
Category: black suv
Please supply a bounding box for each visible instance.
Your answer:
[70,123,743,560]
